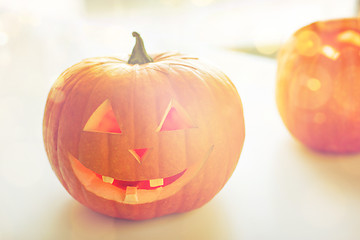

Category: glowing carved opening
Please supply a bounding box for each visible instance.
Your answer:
[157,102,195,132]
[337,30,360,46]
[83,99,122,133]
[129,148,149,163]
[321,45,340,60]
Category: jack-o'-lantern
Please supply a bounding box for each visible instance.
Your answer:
[43,32,245,220]
[277,18,360,153]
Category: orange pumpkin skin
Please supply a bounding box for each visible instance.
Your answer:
[43,52,245,220]
[276,18,360,153]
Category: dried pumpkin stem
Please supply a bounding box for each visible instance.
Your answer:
[128,32,153,65]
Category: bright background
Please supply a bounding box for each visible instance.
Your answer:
[1,0,360,239]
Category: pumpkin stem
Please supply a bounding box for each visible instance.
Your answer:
[128,32,153,65]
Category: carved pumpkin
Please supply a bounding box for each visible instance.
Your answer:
[276,18,360,153]
[43,32,245,220]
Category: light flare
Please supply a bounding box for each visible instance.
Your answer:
[306,78,322,91]
[295,30,321,57]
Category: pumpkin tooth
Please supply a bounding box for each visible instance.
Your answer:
[124,186,138,203]
[102,176,114,184]
[149,178,164,187]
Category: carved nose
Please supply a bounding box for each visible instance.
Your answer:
[129,148,149,163]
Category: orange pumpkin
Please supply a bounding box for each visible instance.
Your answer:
[43,32,245,220]
[276,18,360,153]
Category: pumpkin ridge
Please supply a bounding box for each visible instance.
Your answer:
[60,65,106,174]
[144,65,169,75]
[169,62,199,71]
[49,68,96,190]
[142,68,161,178]
[79,69,115,175]
[129,69,137,177]
[155,69,189,176]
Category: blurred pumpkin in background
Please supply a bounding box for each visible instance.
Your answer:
[43,32,245,220]
[276,18,360,153]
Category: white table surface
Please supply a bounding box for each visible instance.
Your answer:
[1,1,360,239]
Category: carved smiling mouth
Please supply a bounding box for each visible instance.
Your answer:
[95,167,186,203]
[68,145,213,205]
[96,170,186,190]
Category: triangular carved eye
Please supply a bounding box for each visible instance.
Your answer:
[83,99,122,133]
[157,101,195,132]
